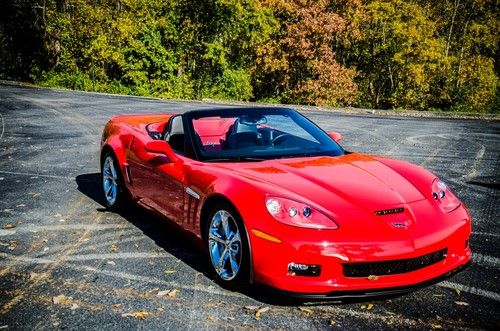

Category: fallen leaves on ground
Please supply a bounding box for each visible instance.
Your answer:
[430,324,443,329]
[244,305,259,311]
[254,307,270,320]
[108,244,118,252]
[455,301,469,306]
[53,294,72,305]
[157,289,178,298]
[28,192,41,198]
[107,261,116,266]
[207,315,215,321]
[2,224,16,229]
[163,269,176,274]
[455,289,461,296]
[298,307,314,315]
[204,300,226,308]
[121,310,151,320]
[361,303,374,310]
[8,240,18,250]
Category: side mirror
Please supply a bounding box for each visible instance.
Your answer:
[144,140,177,162]
[327,131,343,143]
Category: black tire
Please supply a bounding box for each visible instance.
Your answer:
[205,203,250,289]
[101,151,126,210]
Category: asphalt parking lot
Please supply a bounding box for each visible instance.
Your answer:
[0,85,498,330]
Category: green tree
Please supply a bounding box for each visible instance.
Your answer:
[352,0,449,110]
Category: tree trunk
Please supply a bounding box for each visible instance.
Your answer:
[445,0,460,57]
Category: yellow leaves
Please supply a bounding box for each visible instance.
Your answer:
[108,244,118,252]
[2,224,16,229]
[112,17,137,40]
[367,275,379,280]
[53,294,72,305]
[8,240,18,250]
[455,301,469,306]
[121,310,151,320]
[254,306,270,320]
[360,303,374,310]
[298,307,314,316]
[157,289,179,298]
[244,306,270,320]
[163,269,176,274]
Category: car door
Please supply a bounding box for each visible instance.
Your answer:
[128,135,185,224]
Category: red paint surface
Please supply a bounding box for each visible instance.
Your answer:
[101,113,471,294]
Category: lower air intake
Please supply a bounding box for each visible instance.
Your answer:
[343,249,447,277]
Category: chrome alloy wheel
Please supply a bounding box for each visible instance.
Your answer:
[102,156,118,206]
[208,210,242,281]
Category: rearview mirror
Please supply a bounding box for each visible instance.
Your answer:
[327,131,343,143]
[144,140,177,162]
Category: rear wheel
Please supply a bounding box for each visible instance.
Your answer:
[206,203,250,288]
[101,152,125,209]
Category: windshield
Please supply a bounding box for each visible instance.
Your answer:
[186,108,344,162]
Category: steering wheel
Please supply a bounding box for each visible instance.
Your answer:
[271,133,294,146]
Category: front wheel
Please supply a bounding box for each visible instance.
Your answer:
[206,204,250,288]
[101,153,125,209]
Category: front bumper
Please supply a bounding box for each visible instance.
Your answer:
[249,203,472,295]
[259,262,469,300]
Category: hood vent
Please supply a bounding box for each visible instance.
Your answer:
[375,207,405,216]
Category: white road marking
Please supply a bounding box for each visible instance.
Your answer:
[464,145,486,180]
[0,170,74,180]
[473,231,500,238]
[0,252,167,264]
[420,140,448,167]
[317,306,420,327]
[0,224,124,236]
[438,281,500,301]
[0,252,244,298]
[472,253,500,269]
[0,113,5,140]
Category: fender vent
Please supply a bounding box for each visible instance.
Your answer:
[375,207,405,216]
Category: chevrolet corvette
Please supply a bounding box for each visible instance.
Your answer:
[100,107,471,298]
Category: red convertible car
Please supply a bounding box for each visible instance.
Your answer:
[100,107,471,298]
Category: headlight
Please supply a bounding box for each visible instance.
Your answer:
[431,179,461,213]
[265,196,338,229]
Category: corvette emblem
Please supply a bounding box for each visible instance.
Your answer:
[391,221,411,229]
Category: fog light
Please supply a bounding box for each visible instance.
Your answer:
[287,262,321,277]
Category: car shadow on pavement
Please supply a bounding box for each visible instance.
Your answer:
[75,173,388,306]
[75,173,211,275]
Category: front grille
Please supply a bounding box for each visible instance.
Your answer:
[343,249,447,277]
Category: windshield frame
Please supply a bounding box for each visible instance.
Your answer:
[184,107,345,162]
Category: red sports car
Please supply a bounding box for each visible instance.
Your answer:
[100,107,471,298]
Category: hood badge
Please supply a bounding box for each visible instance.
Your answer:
[375,207,405,216]
[390,221,411,229]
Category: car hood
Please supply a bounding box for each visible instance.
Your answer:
[219,153,425,213]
